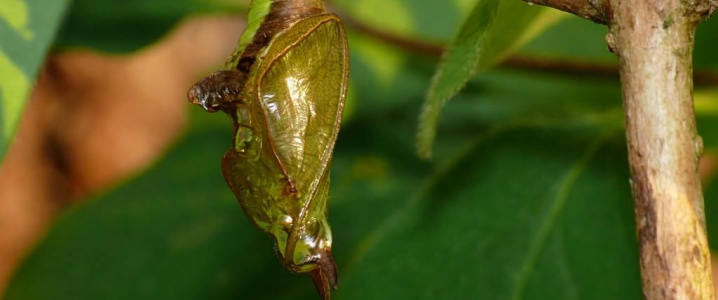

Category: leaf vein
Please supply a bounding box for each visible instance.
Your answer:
[509,137,605,300]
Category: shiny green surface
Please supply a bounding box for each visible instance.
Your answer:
[237,15,348,269]
[186,3,348,298]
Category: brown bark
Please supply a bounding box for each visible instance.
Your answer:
[523,0,610,24]
[608,0,716,298]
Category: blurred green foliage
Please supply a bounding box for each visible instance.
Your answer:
[416,2,559,158]
[4,0,718,299]
[0,0,68,163]
[53,0,246,52]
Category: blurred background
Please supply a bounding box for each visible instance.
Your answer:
[2,0,718,299]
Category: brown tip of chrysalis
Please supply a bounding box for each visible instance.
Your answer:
[309,252,338,300]
[186,70,245,113]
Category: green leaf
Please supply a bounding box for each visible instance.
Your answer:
[0,0,69,163]
[3,108,430,300]
[417,1,562,158]
[4,110,291,299]
[54,0,247,53]
[337,127,641,299]
[6,62,640,299]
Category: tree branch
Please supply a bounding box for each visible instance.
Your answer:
[522,0,611,24]
[606,0,717,298]
[518,0,718,298]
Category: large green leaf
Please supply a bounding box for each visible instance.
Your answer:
[0,0,69,164]
[337,126,640,299]
[6,62,642,299]
[3,112,290,299]
[416,0,562,158]
[2,107,429,300]
[54,0,247,53]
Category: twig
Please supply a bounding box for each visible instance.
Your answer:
[337,12,444,57]
[523,0,610,24]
